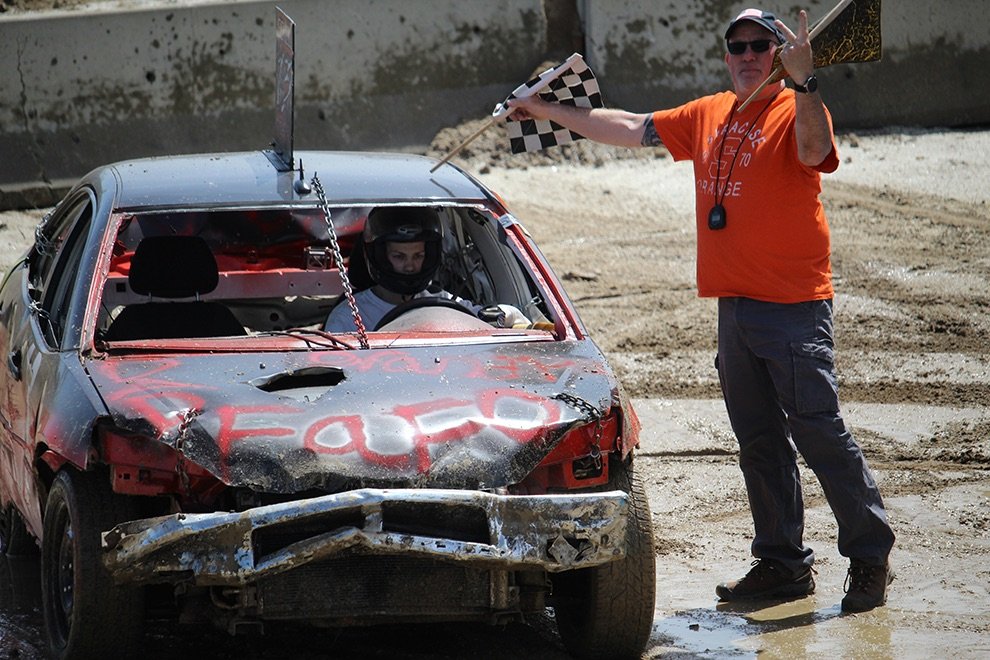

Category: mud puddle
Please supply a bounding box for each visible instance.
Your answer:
[637,398,990,659]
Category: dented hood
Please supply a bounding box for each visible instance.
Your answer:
[86,340,620,493]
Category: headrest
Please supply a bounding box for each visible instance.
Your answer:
[129,235,219,298]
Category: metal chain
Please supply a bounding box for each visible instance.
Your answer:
[553,392,604,469]
[310,174,369,349]
[34,215,54,256]
[174,408,199,500]
[28,301,58,342]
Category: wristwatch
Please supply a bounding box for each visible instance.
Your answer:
[794,74,818,94]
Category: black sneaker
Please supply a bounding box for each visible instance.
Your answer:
[716,559,815,601]
[841,560,894,612]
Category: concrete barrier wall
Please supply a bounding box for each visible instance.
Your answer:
[583,0,990,127]
[2,0,988,207]
[0,0,550,202]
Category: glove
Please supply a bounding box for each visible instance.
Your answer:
[496,304,530,329]
[478,304,531,328]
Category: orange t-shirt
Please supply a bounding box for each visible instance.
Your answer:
[652,90,839,303]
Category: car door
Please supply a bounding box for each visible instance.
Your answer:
[0,245,31,526]
[0,190,99,539]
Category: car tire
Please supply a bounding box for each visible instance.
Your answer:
[551,455,656,660]
[41,469,143,660]
[0,504,38,557]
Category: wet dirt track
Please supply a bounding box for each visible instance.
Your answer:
[469,126,990,659]
[2,127,988,659]
[2,1,988,655]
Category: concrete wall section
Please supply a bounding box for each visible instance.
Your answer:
[2,0,989,206]
[583,0,990,127]
[1,0,547,195]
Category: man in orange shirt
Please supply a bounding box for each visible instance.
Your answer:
[509,7,895,612]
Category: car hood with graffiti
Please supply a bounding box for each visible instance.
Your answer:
[85,340,632,493]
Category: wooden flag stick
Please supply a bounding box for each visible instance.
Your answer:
[429,115,501,173]
[736,0,853,111]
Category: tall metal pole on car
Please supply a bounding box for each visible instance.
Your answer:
[273,7,295,172]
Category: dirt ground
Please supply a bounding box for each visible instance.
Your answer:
[438,123,990,658]
[2,125,988,658]
[2,1,989,656]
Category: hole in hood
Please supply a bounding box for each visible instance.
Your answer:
[251,367,345,402]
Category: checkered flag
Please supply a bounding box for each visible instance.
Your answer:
[492,53,603,154]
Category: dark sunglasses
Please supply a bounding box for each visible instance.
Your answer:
[726,39,773,55]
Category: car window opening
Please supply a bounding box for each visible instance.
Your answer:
[95,205,556,343]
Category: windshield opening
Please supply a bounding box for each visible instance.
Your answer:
[95,205,554,342]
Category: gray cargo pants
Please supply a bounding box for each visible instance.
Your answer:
[715,297,895,572]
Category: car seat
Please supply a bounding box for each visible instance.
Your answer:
[103,235,247,341]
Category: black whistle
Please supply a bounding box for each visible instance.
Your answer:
[708,204,727,230]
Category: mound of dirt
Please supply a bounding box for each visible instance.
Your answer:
[0,0,86,11]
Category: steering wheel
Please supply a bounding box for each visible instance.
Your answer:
[373,297,477,331]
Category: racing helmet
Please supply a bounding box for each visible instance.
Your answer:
[363,206,443,295]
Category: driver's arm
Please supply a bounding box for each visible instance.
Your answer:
[429,290,530,328]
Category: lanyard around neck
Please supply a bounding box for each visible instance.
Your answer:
[712,94,776,208]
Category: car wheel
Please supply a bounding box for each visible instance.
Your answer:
[552,456,656,660]
[42,470,143,660]
[0,504,38,557]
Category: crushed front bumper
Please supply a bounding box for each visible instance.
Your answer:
[102,488,629,586]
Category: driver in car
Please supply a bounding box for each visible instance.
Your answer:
[324,206,529,332]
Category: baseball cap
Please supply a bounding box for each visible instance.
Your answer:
[724,8,786,43]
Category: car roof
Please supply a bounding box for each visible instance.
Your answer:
[107,150,496,211]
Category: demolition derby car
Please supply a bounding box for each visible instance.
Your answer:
[0,150,655,659]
